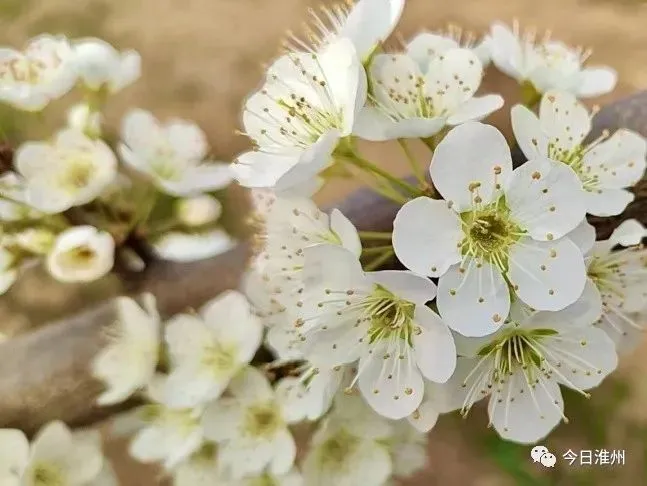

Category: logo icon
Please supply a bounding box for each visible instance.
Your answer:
[541,452,557,468]
[531,446,556,467]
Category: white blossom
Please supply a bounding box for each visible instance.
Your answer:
[11,129,117,213]
[512,90,647,216]
[119,109,232,196]
[392,122,588,336]
[444,291,617,444]
[163,290,263,408]
[152,229,236,262]
[176,195,222,227]
[91,293,160,405]
[406,29,491,69]
[488,21,616,98]
[232,38,366,193]
[353,48,503,141]
[201,367,297,480]
[293,244,456,419]
[72,38,141,93]
[0,34,77,111]
[46,225,115,283]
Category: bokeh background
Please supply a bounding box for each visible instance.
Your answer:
[1,0,647,484]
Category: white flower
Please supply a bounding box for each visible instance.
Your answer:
[12,129,117,213]
[171,443,222,486]
[386,421,427,480]
[488,21,616,98]
[406,29,491,70]
[294,244,456,419]
[46,226,114,283]
[176,195,222,227]
[302,394,393,486]
[67,103,103,138]
[512,91,647,216]
[353,48,502,141]
[202,367,297,479]
[152,229,236,262]
[72,38,141,93]
[0,34,76,111]
[232,38,366,193]
[91,293,160,405]
[163,290,263,408]
[287,0,405,61]
[392,122,587,336]
[444,290,617,444]
[119,109,232,196]
[0,421,109,485]
[569,219,647,353]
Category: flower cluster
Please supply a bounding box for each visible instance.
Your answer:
[0,35,234,295]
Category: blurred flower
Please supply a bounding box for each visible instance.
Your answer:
[119,109,232,196]
[445,292,616,444]
[231,469,303,486]
[67,103,103,138]
[163,290,262,408]
[294,244,455,420]
[91,293,160,405]
[10,228,55,255]
[72,38,141,94]
[406,28,491,69]
[46,225,115,283]
[0,421,114,486]
[353,49,502,141]
[175,195,222,227]
[171,443,222,486]
[393,122,587,336]
[512,90,647,216]
[202,367,297,479]
[151,229,236,262]
[12,129,117,213]
[0,34,77,111]
[386,421,428,480]
[487,21,616,99]
[232,38,366,193]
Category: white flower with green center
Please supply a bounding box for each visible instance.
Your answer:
[568,219,647,353]
[286,0,405,61]
[353,48,503,141]
[406,28,491,69]
[91,293,160,406]
[293,244,455,419]
[119,109,232,196]
[443,291,617,444]
[512,90,647,216]
[10,129,117,214]
[202,368,298,480]
[232,38,366,193]
[393,122,587,337]
[487,21,617,98]
[0,421,112,486]
[0,34,77,111]
[163,290,262,408]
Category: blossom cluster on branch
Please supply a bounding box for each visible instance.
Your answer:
[0,0,646,485]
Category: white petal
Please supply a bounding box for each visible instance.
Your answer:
[437,259,510,337]
[392,197,462,277]
[164,363,226,409]
[446,94,504,125]
[164,314,212,363]
[231,151,299,189]
[302,244,367,292]
[610,219,646,247]
[566,218,596,255]
[302,321,367,368]
[539,91,591,151]
[583,188,634,217]
[353,106,445,141]
[576,67,617,98]
[340,0,405,59]
[201,398,242,442]
[0,429,28,480]
[413,306,456,383]
[164,119,208,161]
[487,22,524,80]
[508,237,587,311]
[406,32,459,70]
[152,229,236,262]
[407,398,439,432]
[506,157,586,240]
[329,208,361,257]
[31,421,73,463]
[365,270,437,304]
[510,104,547,160]
[430,122,513,211]
[111,50,141,92]
[229,367,274,402]
[269,429,296,475]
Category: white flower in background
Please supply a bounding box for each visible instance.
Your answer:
[176,195,222,227]
[302,394,394,486]
[12,129,117,213]
[46,225,114,283]
[152,229,236,262]
[67,103,103,138]
[393,122,587,336]
[406,28,491,70]
[512,91,647,216]
[354,48,503,141]
[0,421,112,486]
[172,443,222,486]
[569,219,647,352]
[72,38,141,93]
[119,109,232,196]
[385,421,428,480]
[202,367,297,480]
[488,21,617,98]
[294,244,456,419]
[445,291,617,444]
[163,290,262,408]
[287,0,405,61]
[0,34,76,111]
[232,38,366,193]
[91,293,160,406]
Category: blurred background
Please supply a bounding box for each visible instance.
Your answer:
[1,0,647,484]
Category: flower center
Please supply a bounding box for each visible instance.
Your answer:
[201,342,238,377]
[319,429,359,468]
[243,403,282,439]
[31,462,65,486]
[364,285,417,344]
[151,146,183,181]
[57,245,97,270]
[59,158,94,192]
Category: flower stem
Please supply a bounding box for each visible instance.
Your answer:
[358,231,392,240]
[362,245,393,255]
[398,139,426,185]
[364,248,395,271]
[345,153,423,198]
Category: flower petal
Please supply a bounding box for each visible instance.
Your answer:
[413,306,456,382]
[538,91,591,152]
[0,429,29,480]
[511,104,548,160]
[446,94,504,126]
[487,22,524,79]
[269,429,297,475]
[576,67,617,98]
[353,107,445,141]
[566,218,596,255]
[153,229,236,262]
[365,270,437,304]
[229,366,274,402]
[407,398,439,432]
[609,219,646,247]
[330,208,361,257]
[583,188,634,217]
[406,32,459,70]
[231,151,299,189]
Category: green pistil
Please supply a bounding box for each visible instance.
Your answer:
[365,285,416,345]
